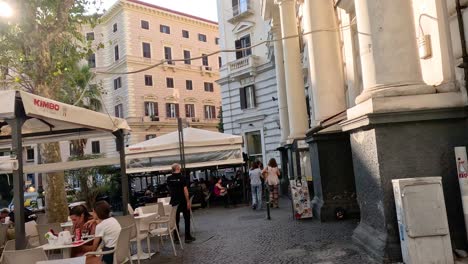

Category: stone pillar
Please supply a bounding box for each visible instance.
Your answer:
[276,0,309,140]
[354,0,435,104]
[303,0,346,122]
[272,24,290,144]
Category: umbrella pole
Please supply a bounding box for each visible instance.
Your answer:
[177,118,187,180]
[113,130,129,215]
[9,101,26,249]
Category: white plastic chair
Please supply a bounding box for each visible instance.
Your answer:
[3,247,48,264]
[127,204,134,215]
[85,225,134,264]
[114,215,146,264]
[148,204,183,256]
[157,197,171,205]
[35,223,62,246]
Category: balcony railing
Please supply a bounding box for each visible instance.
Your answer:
[227,0,254,23]
[227,55,258,78]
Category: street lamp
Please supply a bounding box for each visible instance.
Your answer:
[0,1,13,18]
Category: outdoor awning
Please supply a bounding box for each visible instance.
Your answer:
[126,127,244,173]
[0,90,130,135]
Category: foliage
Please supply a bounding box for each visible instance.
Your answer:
[217,106,224,133]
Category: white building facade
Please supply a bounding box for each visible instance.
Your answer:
[216,0,283,166]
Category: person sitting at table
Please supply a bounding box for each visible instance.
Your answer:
[214,178,229,207]
[0,208,9,223]
[70,205,97,258]
[83,201,121,264]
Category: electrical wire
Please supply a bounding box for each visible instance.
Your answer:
[94,23,354,76]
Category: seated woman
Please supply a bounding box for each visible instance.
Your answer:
[83,201,121,264]
[214,178,229,207]
[70,205,97,257]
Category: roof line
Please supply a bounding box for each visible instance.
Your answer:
[126,0,219,25]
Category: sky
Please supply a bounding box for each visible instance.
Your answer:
[101,0,219,22]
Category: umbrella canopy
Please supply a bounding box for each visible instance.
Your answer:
[126,127,243,173]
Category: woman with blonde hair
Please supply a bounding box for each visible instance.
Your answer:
[262,158,281,208]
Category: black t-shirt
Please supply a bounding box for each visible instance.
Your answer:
[167,173,187,205]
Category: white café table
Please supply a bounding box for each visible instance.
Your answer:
[39,238,93,258]
[132,212,158,261]
[37,256,85,264]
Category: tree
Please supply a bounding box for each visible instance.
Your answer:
[217,106,224,133]
[0,0,102,222]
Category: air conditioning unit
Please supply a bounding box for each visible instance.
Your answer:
[204,66,212,71]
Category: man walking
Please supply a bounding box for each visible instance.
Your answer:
[167,163,196,243]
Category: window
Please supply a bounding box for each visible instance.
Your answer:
[204,82,214,92]
[144,75,153,86]
[202,54,209,66]
[88,53,96,68]
[160,25,170,34]
[91,141,100,154]
[144,101,158,117]
[114,77,122,90]
[215,37,220,45]
[186,80,193,90]
[166,78,174,88]
[113,23,118,32]
[115,104,123,118]
[204,105,216,119]
[183,50,191,65]
[198,34,207,42]
[114,45,119,61]
[146,134,157,140]
[218,56,222,68]
[142,42,151,58]
[69,142,76,156]
[235,35,251,59]
[240,85,256,109]
[141,20,149,29]
[86,32,95,41]
[245,130,263,162]
[166,103,179,118]
[26,148,34,161]
[182,30,189,38]
[164,46,173,64]
[185,104,195,118]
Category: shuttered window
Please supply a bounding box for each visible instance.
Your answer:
[166,103,179,118]
[240,85,256,109]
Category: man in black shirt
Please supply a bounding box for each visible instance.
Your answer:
[167,163,196,243]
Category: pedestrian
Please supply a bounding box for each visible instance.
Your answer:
[167,163,196,243]
[263,158,281,208]
[249,161,263,210]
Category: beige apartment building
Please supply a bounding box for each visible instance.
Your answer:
[83,0,222,155]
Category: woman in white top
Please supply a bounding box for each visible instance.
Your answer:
[85,201,121,264]
[262,158,281,208]
[249,161,263,210]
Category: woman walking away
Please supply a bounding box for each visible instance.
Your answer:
[263,158,281,208]
[249,161,263,210]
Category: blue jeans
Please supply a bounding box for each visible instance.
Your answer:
[251,184,262,209]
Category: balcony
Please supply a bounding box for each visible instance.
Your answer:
[227,55,258,79]
[227,0,254,24]
[200,65,214,77]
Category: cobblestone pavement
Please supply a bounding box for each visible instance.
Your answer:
[142,198,378,264]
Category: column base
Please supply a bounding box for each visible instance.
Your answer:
[342,106,468,263]
[306,131,359,221]
[355,83,435,104]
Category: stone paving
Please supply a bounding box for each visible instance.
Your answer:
[141,198,378,264]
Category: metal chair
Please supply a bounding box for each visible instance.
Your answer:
[3,247,48,264]
[85,225,134,264]
[35,223,62,246]
[148,204,183,257]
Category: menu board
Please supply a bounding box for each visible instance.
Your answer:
[290,179,313,219]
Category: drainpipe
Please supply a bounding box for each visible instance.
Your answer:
[455,0,468,92]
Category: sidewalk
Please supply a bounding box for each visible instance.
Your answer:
[143,198,377,264]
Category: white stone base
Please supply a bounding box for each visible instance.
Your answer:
[347,92,466,121]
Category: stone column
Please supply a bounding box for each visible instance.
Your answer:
[276,0,309,140]
[272,24,290,144]
[303,0,346,122]
[354,0,435,104]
